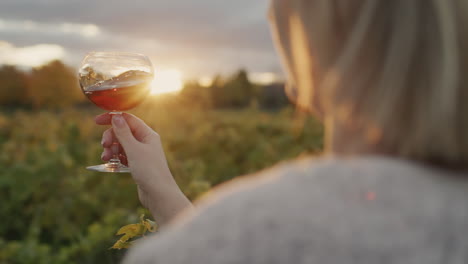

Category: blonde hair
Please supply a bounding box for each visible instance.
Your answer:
[269,0,468,169]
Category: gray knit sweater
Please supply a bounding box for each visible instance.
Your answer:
[123,156,468,263]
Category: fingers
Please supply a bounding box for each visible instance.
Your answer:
[101,128,113,148]
[101,128,132,152]
[100,117,131,166]
[95,113,155,143]
[112,114,139,151]
[101,148,128,166]
[95,113,112,125]
[101,127,128,161]
[122,113,156,143]
[101,147,113,161]
[119,154,128,166]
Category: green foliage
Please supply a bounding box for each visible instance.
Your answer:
[1,94,323,263]
[0,60,322,262]
[257,83,290,110]
[0,61,84,110]
[179,81,212,109]
[218,70,255,107]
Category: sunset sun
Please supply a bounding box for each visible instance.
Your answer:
[151,69,184,95]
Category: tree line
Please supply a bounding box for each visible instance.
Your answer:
[0,61,289,110]
[180,70,289,110]
[0,60,83,109]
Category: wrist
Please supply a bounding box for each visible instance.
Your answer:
[147,186,192,226]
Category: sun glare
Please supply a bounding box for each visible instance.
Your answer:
[198,76,214,87]
[151,69,184,95]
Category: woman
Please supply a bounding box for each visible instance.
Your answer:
[97,0,468,263]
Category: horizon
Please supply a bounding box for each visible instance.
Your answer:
[1,57,285,95]
[0,0,284,91]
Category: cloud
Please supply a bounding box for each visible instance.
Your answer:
[0,41,66,67]
[0,0,272,51]
[0,19,101,38]
[0,0,282,77]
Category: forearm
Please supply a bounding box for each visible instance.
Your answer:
[146,183,194,227]
[97,113,195,226]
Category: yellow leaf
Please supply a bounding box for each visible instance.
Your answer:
[111,239,131,250]
[116,223,145,237]
[118,234,132,243]
[143,219,157,233]
[111,215,158,250]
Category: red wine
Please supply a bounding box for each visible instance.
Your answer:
[81,70,153,111]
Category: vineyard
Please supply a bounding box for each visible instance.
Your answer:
[0,97,323,263]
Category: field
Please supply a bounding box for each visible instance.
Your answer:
[0,97,323,263]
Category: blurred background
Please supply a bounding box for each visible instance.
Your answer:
[0,0,324,263]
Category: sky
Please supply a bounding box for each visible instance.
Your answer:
[0,0,283,82]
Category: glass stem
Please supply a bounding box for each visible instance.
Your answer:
[109,141,120,165]
[108,112,123,167]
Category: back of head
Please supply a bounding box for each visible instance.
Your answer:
[269,0,468,170]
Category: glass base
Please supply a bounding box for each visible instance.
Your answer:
[86,163,130,173]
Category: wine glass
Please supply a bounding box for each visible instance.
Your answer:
[78,52,154,173]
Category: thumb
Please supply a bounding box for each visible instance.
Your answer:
[112,114,138,150]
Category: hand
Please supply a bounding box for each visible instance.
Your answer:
[95,113,193,226]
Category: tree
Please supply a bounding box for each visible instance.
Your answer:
[222,69,254,107]
[257,83,289,110]
[207,70,255,108]
[0,66,27,107]
[207,74,225,108]
[180,81,212,109]
[27,60,84,109]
